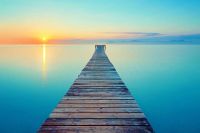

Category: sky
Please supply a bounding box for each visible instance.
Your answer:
[0,0,200,44]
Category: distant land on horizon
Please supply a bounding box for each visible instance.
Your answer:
[65,33,200,44]
[0,33,200,45]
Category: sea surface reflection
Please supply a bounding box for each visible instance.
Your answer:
[0,44,200,133]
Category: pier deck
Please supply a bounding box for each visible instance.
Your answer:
[38,45,153,133]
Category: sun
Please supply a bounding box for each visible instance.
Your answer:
[40,34,51,43]
[42,36,47,42]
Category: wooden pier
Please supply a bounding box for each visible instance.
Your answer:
[38,45,154,133]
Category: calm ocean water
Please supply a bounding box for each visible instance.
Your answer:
[0,44,200,133]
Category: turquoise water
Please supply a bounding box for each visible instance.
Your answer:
[0,44,200,133]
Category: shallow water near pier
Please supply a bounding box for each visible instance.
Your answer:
[0,44,200,133]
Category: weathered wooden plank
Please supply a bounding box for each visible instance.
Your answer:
[78,76,121,79]
[60,99,135,104]
[67,90,129,93]
[62,96,134,100]
[80,71,118,74]
[53,107,141,113]
[67,88,129,93]
[66,92,131,97]
[86,65,114,67]
[78,77,120,79]
[85,65,114,67]
[71,85,126,87]
[43,118,149,126]
[39,126,153,133]
[83,68,116,71]
[84,66,115,68]
[74,82,124,85]
[73,80,124,83]
[87,60,111,62]
[73,79,124,82]
[50,112,145,119]
[79,71,118,74]
[56,103,138,108]
[79,75,119,77]
[66,91,129,94]
[70,86,128,89]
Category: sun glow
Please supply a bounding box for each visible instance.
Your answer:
[42,44,46,79]
[41,36,48,43]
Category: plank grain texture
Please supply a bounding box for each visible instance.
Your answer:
[38,45,154,133]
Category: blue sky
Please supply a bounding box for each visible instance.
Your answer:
[0,0,200,43]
